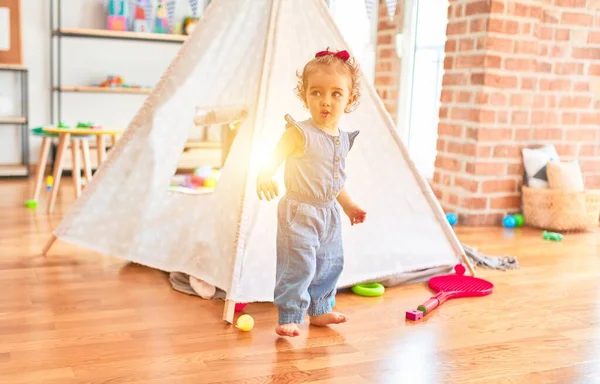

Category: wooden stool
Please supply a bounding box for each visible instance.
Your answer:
[28,127,93,209]
[41,127,123,213]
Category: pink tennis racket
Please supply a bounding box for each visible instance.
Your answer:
[406,264,494,321]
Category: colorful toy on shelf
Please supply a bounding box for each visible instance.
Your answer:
[107,0,128,31]
[92,75,146,91]
[154,1,169,33]
[133,0,150,32]
[183,16,199,35]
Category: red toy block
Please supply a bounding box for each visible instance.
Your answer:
[405,310,423,321]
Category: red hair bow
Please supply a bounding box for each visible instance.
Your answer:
[315,49,350,62]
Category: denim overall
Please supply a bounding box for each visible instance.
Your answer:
[275,118,359,324]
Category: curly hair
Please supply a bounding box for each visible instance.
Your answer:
[295,49,361,113]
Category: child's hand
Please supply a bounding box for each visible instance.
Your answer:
[257,173,279,201]
[344,204,366,226]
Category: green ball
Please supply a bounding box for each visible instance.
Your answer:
[24,200,38,208]
[513,213,524,227]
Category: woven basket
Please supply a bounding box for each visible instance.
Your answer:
[522,186,600,232]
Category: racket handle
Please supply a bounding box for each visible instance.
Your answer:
[417,298,439,315]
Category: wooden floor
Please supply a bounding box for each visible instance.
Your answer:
[1,178,600,383]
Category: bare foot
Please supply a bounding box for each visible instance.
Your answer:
[309,312,348,327]
[275,323,300,337]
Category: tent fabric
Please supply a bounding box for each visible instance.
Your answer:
[52,0,464,304]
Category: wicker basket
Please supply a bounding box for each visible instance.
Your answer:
[522,186,600,232]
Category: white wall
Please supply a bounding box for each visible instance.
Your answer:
[0,0,208,165]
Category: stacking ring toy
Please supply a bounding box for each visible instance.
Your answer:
[351,282,385,297]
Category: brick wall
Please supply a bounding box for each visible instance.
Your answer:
[375,0,403,120]
[432,0,600,226]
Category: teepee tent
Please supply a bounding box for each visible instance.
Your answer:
[43,0,472,323]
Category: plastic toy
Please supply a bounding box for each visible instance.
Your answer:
[406,264,494,321]
[329,295,335,308]
[24,200,38,208]
[543,230,563,241]
[351,282,385,297]
[236,314,254,331]
[503,215,517,228]
[513,213,524,227]
[446,212,458,226]
[234,303,247,312]
[133,0,149,32]
[154,1,169,33]
[107,0,128,31]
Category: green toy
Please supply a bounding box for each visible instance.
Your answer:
[513,213,524,227]
[351,282,385,297]
[543,230,563,241]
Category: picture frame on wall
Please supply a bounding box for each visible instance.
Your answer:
[0,0,22,65]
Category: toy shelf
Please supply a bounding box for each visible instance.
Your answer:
[53,28,187,43]
[0,165,28,177]
[55,86,153,94]
[0,116,27,124]
[0,65,29,178]
[0,63,27,71]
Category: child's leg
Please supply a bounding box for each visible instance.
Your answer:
[307,206,346,325]
[274,198,318,334]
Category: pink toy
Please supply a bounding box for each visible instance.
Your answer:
[405,310,423,321]
[235,303,247,312]
[405,264,493,321]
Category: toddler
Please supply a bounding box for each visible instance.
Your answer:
[257,48,366,337]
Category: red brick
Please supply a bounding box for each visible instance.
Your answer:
[574,82,590,92]
[490,195,521,210]
[444,56,454,70]
[490,92,507,106]
[493,145,521,158]
[447,20,468,35]
[460,213,504,226]
[505,58,536,71]
[580,160,600,172]
[580,113,600,125]
[562,12,594,26]
[462,196,488,210]
[470,18,486,33]
[514,128,532,141]
[465,0,489,16]
[456,54,485,68]
[450,107,479,122]
[439,106,448,119]
[477,128,512,142]
[542,9,561,24]
[554,144,578,157]
[447,141,477,156]
[589,31,600,44]
[559,96,592,109]
[484,36,514,53]
[580,145,597,156]
[471,72,485,85]
[510,94,534,107]
[573,48,600,60]
[459,38,475,52]
[566,129,597,141]
[435,155,464,172]
[485,73,518,88]
[484,54,502,68]
[555,29,570,41]
[446,39,458,52]
[585,175,600,188]
[440,90,453,103]
[511,111,530,125]
[555,0,587,7]
[466,161,507,175]
[455,176,479,193]
[507,163,523,176]
[458,91,472,103]
[520,77,537,90]
[438,123,463,137]
[476,145,493,157]
[443,73,468,86]
[533,128,564,140]
[562,112,578,125]
[490,0,504,13]
[481,179,518,194]
[377,34,393,45]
